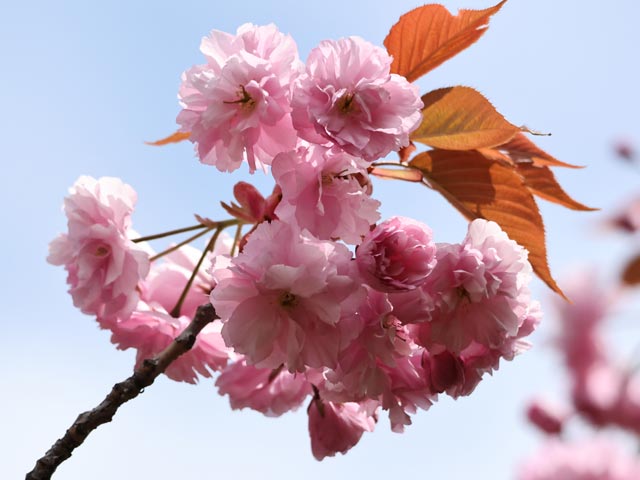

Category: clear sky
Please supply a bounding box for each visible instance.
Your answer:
[3,1,640,479]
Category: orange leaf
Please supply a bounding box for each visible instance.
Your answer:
[384,1,506,82]
[146,130,191,146]
[514,163,597,211]
[622,254,640,286]
[412,86,520,150]
[409,149,565,298]
[478,133,582,168]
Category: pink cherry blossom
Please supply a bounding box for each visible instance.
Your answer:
[216,359,312,416]
[382,353,436,432]
[291,36,423,161]
[415,219,534,353]
[47,176,150,321]
[177,24,301,173]
[417,300,541,400]
[210,220,359,372]
[518,438,640,480]
[320,287,412,402]
[356,216,437,292]
[107,242,233,383]
[307,398,377,460]
[272,145,380,245]
[110,306,230,384]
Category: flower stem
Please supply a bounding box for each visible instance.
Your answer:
[369,161,425,183]
[230,223,243,257]
[149,227,214,262]
[132,224,208,243]
[168,220,237,318]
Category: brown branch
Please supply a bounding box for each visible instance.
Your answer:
[25,303,218,480]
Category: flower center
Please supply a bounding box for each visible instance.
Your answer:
[224,84,256,111]
[278,291,299,308]
[321,173,334,185]
[456,286,471,303]
[95,245,110,257]
[322,168,351,186]
[337,92,357,114]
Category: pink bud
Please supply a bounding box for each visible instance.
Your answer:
[424,350,464,394]
[356,216,437,292]
[614,139,636,162]
[526,398,569,435]
[307,398,376,460]
[221,182,267,224]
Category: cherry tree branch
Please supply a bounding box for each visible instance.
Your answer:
[25,303,218,480]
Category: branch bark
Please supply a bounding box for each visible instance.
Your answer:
[25,303,218,480]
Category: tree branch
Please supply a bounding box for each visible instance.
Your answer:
[25,303,218,480]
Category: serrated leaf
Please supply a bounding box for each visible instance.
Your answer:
[412,86,520,151]
[514,163,597,211]
[409,149,565,298]
[146,130,191,146]
[478,133,582,168]
[621,254,640,286]
[384,1,506,82]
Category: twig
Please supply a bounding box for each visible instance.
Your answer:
[149,226,214,262]
[169,229,222,318]
[25,303,218,480]
[132,223,208,243]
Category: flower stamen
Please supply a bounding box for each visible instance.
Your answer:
[279,291,299,308]
[224,84,256,111]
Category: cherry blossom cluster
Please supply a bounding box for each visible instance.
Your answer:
[518,269,640,478]
[177,24,422,173]
[49,23,541,459]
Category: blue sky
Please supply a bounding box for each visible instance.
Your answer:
[4,1,640,478]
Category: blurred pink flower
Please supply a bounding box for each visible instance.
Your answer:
[177,24,301,173]
[356,216,437,292]
[210,221,359,372]
[518,438,640,480]
[552,269,612,376]
[552,269,640,434]
[307,398,377,460]
[614,139,636,162]
[526,397,571,435]
[572,362,640,435]
[48,176,150,321]
[605,196,640,234]
[291,36,422,161]
[216,359,312,416]
[272,145,380,244]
